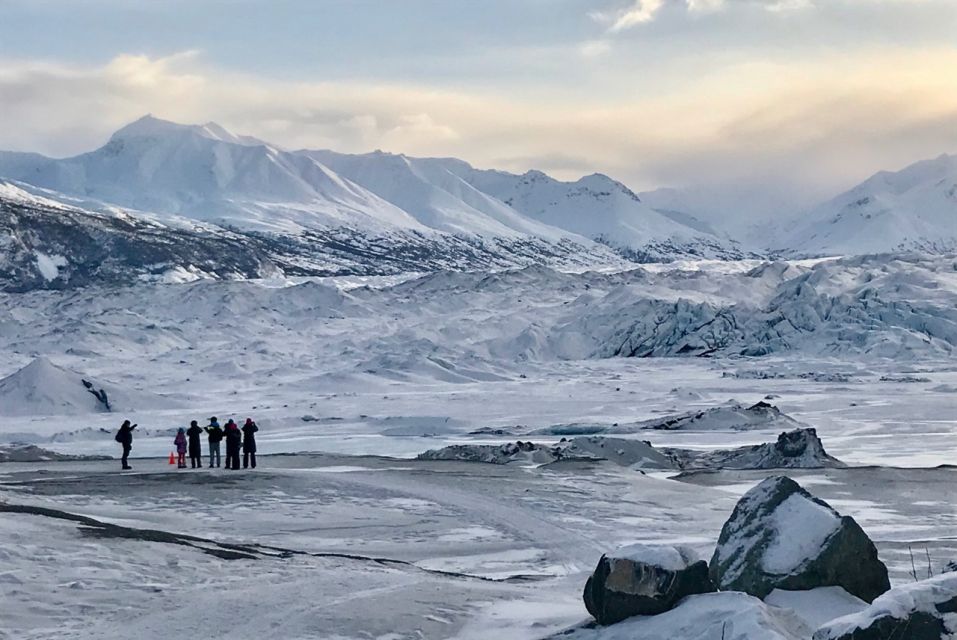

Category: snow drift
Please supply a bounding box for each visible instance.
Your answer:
[0,357,177,417]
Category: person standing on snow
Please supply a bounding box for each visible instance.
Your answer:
[205,417,224,468]
[186,420,204,469]
[241,418,259,469]
[224,419,242,470]
[114,420,137,470]
[173,428,188,469]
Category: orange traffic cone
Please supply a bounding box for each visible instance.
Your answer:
[169,452,176,465]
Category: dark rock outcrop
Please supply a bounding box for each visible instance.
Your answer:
[666,428,845,470]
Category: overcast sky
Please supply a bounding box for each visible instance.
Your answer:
[2,0,956,200]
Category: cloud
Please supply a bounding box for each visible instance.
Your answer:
[597,0,666,31]
[596,0,819,29]
[687,0,726,12]
[1,48,957,200]
[579,39,613,58]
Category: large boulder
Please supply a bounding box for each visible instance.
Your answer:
[814,573,957,640]
[583,544,715,624]
[709,476,889,602]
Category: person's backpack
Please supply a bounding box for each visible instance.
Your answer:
[114,430,123,443]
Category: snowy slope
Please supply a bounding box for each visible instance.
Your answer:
[301,150,573,240]
[784,154,957,256]
[0,181,626,291]
[0,357,176,416]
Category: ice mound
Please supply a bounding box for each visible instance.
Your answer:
[417,437,674,469]
[0,357,177,417]
[418,429,844,471]
[667,429,846,471]
[0,443,110,462]
[640,401,804,432]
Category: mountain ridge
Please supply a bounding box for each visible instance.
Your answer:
[0,115,745,262]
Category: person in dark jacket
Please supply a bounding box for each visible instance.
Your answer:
[115,420,137,470]
[224,419,242,470]
[205,417,223,468]
[186,420,203,468]
[241,418,259,469]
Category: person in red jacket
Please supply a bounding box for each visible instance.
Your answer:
[173,428,187,469]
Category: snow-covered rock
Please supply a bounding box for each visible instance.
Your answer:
[667,429,846,470]
[0,357,176,417]
[709,476,890,602]
[642,401,804,432]
[582,544,715,624]
[418,429,844,472]
[552,591,809,640]
[416,437,675,469]
[813,573,957,640]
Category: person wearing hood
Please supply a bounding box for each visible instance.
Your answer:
[241,418,259,469]
[205,417,223,468]
[173,428,187,469]
[114,420,137,470]
[224,419,242,471]
[186,420,204,469]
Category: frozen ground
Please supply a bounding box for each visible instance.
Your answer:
[2,456,957,640]
[2,257,957,638]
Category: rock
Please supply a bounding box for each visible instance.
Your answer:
[709,476,889,602]
[666,428,846,470]
[641,401,805,432]
[418,437,675,469]
[813,573,957,640]
[583,544,715,624]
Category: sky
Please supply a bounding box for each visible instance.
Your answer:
[1,0,957,208]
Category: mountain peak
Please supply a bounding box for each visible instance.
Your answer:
[109,114,190,140]
[109,115,263,147]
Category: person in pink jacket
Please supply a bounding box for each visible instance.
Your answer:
[174,428,188,469]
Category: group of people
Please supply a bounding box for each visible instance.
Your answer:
[115,417,259,471]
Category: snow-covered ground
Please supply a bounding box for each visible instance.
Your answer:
[2,256,957,638]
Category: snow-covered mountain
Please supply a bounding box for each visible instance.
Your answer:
[0,116,745,273]
[0,180,626,291]
[0,116,426,234]
[782,154,957,256]
[443,165,751,260]
[300,150,569,240]
[306,150,748,260]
